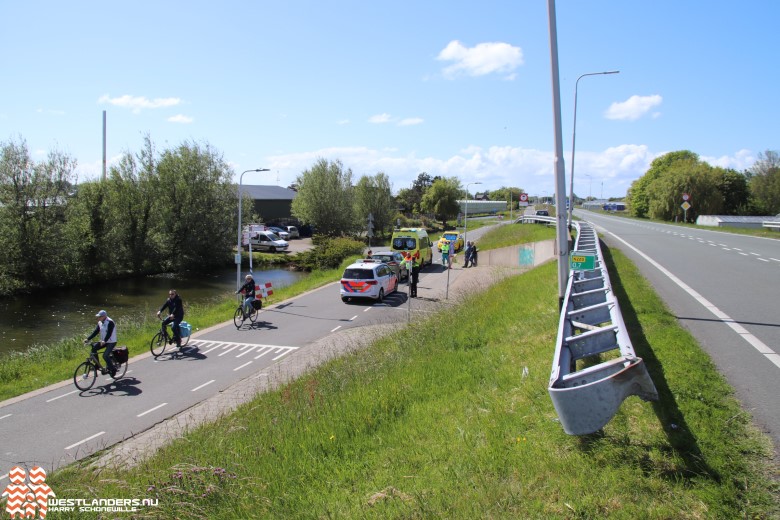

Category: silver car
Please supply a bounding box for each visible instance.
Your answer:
[369,251,409,281]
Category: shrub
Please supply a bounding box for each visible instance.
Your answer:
[292,237,364,271]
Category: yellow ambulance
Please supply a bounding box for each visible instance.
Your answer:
[390,228,433,267]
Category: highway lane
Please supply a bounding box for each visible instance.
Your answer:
[0,229,487,480]
[576,210,780,450]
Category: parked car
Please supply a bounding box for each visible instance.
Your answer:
[246,230,289,253]
[437,231,464,253]
[369,251,409,281]
[340,260,398,303]
[535,209,550,216]
[285,225,300,239]
[268,226,290,240]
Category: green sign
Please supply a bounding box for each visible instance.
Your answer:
[570,251,596,271]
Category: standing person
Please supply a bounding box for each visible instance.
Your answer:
[464,241,473,268]
[440,239,450,267]
[410,251,421,297]
[84,310,117,376]
[157,289,184,348]
[448,239,456,269]
[236,274,256,317]
[471,242,478,267]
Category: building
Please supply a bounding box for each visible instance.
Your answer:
[695,215,778,229]
[457,199,507,215]
[240,185,297,222]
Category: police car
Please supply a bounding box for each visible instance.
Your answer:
[340,259,398,303]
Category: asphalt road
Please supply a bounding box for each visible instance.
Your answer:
[0,226,496,480]
[576,209,780,452]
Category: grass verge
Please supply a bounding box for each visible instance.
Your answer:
[47,245,778,518]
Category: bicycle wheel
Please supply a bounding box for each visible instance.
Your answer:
[180,331,190,346]
[74,361,97,391]
[150,331,167,357]
[248,306,259,323]
[110,359,128,380]
[233,307,244,328]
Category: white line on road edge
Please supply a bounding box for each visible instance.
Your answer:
[64,431,105,450]
[137,403,168,417]
[605,230,780,370]
[331,325,342,333]
[0,414,12,420]
[46,390,79,402]
[191,380,215,392]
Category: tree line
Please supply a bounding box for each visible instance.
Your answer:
[0,136,237,296]
[628,150,780,221]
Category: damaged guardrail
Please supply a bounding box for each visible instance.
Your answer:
[548,221,658,435]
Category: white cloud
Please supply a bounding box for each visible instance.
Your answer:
[337,119,350,125]
[368,113,392,124]
[167,114,193,124]
[98,94,182,113]
[701,148,755,170]
[604,95,663,121]
[437,40,523,79]
[398,117,424,126]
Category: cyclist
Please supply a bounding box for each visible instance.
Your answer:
[83,310,117,376]
[236,274,257,318]
[156,289,184,348]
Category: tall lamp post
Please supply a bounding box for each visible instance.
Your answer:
[463,181,482,248]
[236,168,270,293]
[567,70,619,229]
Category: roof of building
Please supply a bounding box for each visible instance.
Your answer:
[240,185,297,201]
[697,215,776,223]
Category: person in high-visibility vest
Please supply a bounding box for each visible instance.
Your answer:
[441,239,450,267]
[410,252,420,297]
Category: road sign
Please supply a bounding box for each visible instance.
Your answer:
[681,201,691,211]
[682,193,690,201]
[519,193,529,207]
[570,251,596,271]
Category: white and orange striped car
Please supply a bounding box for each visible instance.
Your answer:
[340,260,398,303]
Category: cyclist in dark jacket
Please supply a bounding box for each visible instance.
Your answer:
[157,289,184,347]
[236,274,256,317]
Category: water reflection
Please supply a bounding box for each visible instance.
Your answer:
[0,266,305,357]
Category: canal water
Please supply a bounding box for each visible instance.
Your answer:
[0,266,306,357]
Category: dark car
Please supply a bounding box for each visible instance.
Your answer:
[369,251,409,281]
[535,209,550,216]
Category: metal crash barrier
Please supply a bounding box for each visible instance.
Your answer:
[548,221,658,435]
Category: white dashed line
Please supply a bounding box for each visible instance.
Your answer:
[65,431,105,450]
[758,258,769,262]
[364,307,372,312]
[191,380,215,392]
[331,325,342,333]
[349,315,358,321]
[234,361,253,371]
[0,414,12,420]
[46,390,79,402]
[137,403,167,417]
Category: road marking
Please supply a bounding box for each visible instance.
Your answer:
[364,307,372,312]
[331,325,342,332]
[191,380,215,392]
[0,414,11,420]
[604,230,780,370]
[350,315,358,321]
[758,258,769,262]
[218,345,240,356]
[254,347,273,359]
[65,431,105,450]
[137,403,168,417]
[234,361,252,371]
[272,349,293,361]
[771,258,780,262]
[46,390,79,402]
[722,247,731,251]
[750,252,760,256]
[739,252,748,256]
[0,473,6,481]
[236,347,256,358]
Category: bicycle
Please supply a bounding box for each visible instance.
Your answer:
[73,343,128,390]
[233,298,261,328]
[150,316,190,358]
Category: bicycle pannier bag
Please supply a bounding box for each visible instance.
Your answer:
[251,299,263,310]
[112,346,129,364]
[179,321,192,337]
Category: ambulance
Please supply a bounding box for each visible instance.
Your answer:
[390,228,433,267]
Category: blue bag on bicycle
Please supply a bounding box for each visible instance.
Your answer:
[179,321,192,337]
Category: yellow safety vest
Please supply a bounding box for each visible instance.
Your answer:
[442,243,450,254]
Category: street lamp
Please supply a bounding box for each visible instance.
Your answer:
[236,168,270,293]
[568,70,619,228]
[464,181,482,248]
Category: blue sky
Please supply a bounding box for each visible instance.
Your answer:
[2,1,777,199]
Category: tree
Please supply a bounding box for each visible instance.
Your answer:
[645,159,724,221]
[291,158,356,236]
[718,169,750,215]
[489,186,524,209]
[420,177,462,228]
[153,140,236,271]
[354,172,394,238]
[396,172,435,215]
[747,150,780,215]
[629,150,699,218]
